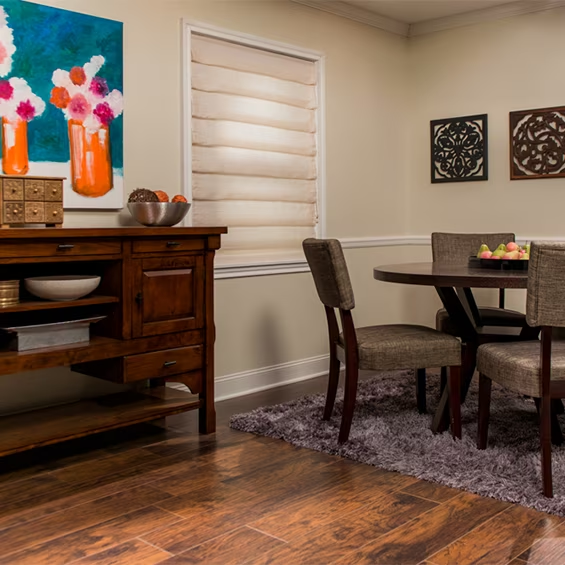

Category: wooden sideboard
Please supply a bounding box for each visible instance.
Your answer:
[0,226,226,457]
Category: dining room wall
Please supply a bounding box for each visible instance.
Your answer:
[407,6,565,238]
[403,6,565,323]
[0,0,411,414]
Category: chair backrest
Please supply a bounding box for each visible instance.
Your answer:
[431,232,516,262]
[302,238,355,311]
[527,242,565,328]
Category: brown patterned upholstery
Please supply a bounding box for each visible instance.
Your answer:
[337,324,461,371]
[478,341,565,397]
[478,243,565,398]
[432,232,525,335]
[526,242,565,328]
[303,238,355,310]
[431,232,516,263]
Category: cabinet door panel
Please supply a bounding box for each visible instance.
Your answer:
[133,255,204,337]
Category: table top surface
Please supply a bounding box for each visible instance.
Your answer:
[374,262,529,289]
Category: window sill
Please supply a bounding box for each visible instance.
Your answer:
[214,260,310,279]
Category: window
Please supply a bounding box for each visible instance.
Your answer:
[184,24,324,277]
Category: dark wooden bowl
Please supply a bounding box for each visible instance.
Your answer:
[469,256,529,271]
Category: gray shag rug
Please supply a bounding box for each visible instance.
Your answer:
[230,370,565,516]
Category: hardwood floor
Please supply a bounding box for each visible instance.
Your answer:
[0,374,561,565]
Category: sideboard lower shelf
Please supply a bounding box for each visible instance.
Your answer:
[0,387,200,457]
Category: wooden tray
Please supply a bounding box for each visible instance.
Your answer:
[468,256,529,271]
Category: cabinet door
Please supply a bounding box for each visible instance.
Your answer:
[132,255,204,338]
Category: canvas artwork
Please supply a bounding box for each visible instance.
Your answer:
[510,106,565,180]
[430,114,488,183]
[0,0,123,209]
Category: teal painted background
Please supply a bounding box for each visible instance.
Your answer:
[1,0,123,167]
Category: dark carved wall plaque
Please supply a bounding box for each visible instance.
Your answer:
[510,106,565,180]
[430,114,488,183]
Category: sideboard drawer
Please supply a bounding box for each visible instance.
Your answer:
[0,239,121,258]
[132,238,205,254]
[123,345,203,382]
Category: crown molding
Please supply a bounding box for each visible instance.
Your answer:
[290,0,565,38]
[290,0,410,36]
[409,0,565,37]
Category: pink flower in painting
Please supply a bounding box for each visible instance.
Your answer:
[0,7,15,78]
[0,79,13,100]
[68,93,91,121]
[93,102,114,126]
[90,77,109,98]
[16,100,36,121]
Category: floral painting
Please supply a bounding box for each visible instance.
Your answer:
[0,0,123,209]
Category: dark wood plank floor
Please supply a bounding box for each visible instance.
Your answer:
[0,373,561,564]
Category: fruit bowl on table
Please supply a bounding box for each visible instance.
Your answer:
[469,242,530,270]
[127,202,191,227]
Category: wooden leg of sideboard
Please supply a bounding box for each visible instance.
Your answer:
[200,249,217,434]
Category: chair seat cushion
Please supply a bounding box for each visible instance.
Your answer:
[436,307,525,335]
[477,340,565,397]
[338,324,460,371]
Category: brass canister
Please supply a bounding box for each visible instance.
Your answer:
[0,280,19,306]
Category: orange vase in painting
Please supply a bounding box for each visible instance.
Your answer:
[2,118,29,175]
[68,119,113,198]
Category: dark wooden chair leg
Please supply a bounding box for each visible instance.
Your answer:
[535,398,564,447]
[540,395,554,498]
[439,366,447,397]
[416,368,426,414]
[338,357,359,444]
[448,365,462,440]
[323,351,340,421]
[477,373,492,450]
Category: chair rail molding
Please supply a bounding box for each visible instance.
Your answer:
[290,0,565,37]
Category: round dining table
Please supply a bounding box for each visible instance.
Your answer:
[373,262,542,434]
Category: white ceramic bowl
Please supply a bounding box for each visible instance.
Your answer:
[24,275,101,302]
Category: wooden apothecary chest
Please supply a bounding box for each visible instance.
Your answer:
[0,175,65,227]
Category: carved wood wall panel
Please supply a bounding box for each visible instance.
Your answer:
[431,114,488,183]
[510,106,565,180]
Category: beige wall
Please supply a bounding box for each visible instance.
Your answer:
[2,0,410,413]
[407,7,565,237]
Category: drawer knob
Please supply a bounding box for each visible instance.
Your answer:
[33,209,38,215]
[52,210,58,216]
[163,361,177,368]
[57,244,74,250]
[52,188,57,194]
[166,241,180,247]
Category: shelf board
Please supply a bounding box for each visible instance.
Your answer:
[0,387,200,457]
[0,295,119,313]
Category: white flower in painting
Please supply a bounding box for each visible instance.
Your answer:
[84,55,105,80]
[0,7,16,77]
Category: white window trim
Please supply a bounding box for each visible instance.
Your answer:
[182,20,326,279]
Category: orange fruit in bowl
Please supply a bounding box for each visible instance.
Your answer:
[153,190,169,202]
[172,194,188,203]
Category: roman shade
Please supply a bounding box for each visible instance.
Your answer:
[190,34,319,266]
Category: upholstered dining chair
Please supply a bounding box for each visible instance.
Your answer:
[303,238,462,444]
[431,233,527,396]
[476,242,565,498]
[432,232,526,333]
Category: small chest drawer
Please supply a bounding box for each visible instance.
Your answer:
[123,345,203,383]
[0,239,122,258]
[132,238,205,254]
[25,180,45,201]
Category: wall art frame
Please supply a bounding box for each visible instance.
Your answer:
[510,106,565,181]
[430,113,488,184]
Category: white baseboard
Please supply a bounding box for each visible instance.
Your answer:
[215,354,329,401]
[169,355,330,401]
